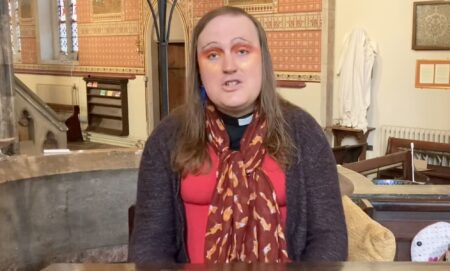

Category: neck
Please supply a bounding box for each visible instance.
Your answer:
[216,105,255,119]
[218,111,253,127]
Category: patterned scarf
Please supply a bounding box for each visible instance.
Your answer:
[204,103,289,263]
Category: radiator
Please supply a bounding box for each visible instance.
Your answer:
[380,125,450,166]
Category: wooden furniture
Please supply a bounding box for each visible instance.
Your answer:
[167,43,186,112]
[332,143,366,164]
[42,262,449,271]
[384,137,450,184]
[362,198,450,261]
[47,103,83,142]
[84,77,129,136]
[343,155,450,260]
[343,150,414,181]
[329,125,375,160]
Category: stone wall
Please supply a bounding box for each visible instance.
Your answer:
[0,169,137,271]
[0,149,141,270]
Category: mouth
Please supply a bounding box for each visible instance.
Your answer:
[223,79,241,88]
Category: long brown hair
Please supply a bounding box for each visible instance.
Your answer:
[172,6,295,175]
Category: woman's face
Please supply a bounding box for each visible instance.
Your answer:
[197,14,262,117]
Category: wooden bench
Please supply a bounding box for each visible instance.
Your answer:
[384,137,450,184]
[343,150,414,181]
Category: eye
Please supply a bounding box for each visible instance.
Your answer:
[207,52,219,60]
[237,48,249,55]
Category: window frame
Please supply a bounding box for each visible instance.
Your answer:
[54,0,78,61]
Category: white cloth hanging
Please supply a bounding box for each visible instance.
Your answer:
[337,28,377,132]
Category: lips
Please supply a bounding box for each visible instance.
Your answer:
[223,79,242,90]
[224,80,240,86]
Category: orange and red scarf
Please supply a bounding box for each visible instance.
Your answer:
[204,103,289,263]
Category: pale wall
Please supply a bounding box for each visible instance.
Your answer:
[15,74,148,143]
[334,0,450,156]
[278,83,322,122]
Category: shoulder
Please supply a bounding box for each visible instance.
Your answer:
[281,101,328,147]
[143,108,184,152]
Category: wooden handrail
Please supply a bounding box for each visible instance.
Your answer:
[343,151,412,180]
[387,137,450,154]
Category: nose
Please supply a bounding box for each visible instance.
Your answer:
[222,53,237,74]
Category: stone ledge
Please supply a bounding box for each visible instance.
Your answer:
[0,148,142,184]
[45,244,128,265]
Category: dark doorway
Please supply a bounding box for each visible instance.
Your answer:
[166,42,186,112]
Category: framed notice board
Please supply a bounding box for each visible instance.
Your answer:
[415,60,450,89]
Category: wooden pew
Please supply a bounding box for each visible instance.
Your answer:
[342,153,450,260]
[362,197,450,261]
[385,137,450,184]
[343,150,413,181]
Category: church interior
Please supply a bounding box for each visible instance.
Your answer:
[1,0,450,270]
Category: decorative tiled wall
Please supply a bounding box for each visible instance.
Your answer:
[268,31,320,72]
[78,36,143,67]
[16,0,322,80]
[77,0,144,70]
[193,0,223,17]
[20,37,37,64]
[278,0,321,13]
[18,15,37,64]
[76,0,90,23]
[17,0,144,74]
[124,0,140,21]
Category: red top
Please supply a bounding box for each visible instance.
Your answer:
[181,146,287,263]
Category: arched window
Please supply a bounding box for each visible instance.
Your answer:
[8,0,21,62]
[37,0,78,62]
[57,0,78,56]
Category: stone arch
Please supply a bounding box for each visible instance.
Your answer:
[42,131,58,150]
[18,109,34,142]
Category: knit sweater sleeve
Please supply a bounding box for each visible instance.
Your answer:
[302,143,348,261]
[284,103,347,261]
[128,117,180,264]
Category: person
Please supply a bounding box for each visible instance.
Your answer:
[129,6,347,264]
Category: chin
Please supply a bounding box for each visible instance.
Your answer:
[221,104,253,116]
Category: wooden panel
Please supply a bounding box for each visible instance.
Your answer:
[167,43,186,112]
[168,43,186,69]
[384,137,450,184]
[368,198,450,261]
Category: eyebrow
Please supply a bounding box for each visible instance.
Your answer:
[200,37,252,50]
[231,37,252,44]
[200,41,219,50]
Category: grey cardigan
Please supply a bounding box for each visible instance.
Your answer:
[129,103,348,263]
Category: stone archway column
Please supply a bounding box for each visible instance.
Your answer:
[321,0,335,144]
[0,1,18,155]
